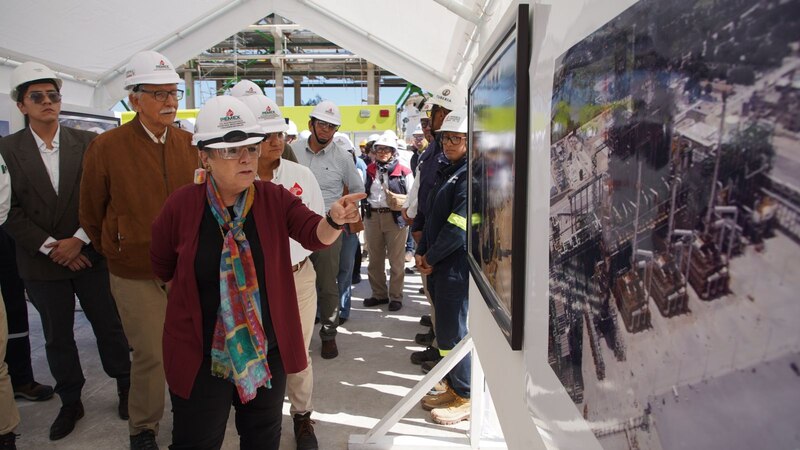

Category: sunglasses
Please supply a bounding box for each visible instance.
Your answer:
[314,120,339,131]
[213,145,261,160]
[26,91,62,104]
[442,135,466,145]
[137,88,184,102]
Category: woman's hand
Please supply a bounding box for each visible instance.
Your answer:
[329,193,367,225]
[415,254,433,275]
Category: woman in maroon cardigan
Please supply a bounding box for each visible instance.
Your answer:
[150,96,364,449]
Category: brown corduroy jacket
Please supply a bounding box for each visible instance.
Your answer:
[79,115,196,279]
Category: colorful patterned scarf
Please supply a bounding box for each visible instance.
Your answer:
[206,175,272,402]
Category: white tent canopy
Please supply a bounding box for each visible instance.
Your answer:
[0,0,512,109]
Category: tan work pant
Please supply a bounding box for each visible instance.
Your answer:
[0,293,20,435]
[286,259,317,416]
[365,212,408,301]
[109,274,167,435]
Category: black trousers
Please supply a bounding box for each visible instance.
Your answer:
[0,228,34,388]
[170,349,286,450]
[24,266,131,405]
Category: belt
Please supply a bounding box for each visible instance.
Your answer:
[292,257,308,273]
[370,207,392,213]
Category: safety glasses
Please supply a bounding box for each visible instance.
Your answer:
[313,119,339,132]
[26,91,62,104]
[441,135,466,145]
[214,145,261,160]
[373,145,394,154]
[137,88,184,102]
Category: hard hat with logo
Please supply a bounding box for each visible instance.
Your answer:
[372,134,398,151]
[286,120,298,137]
[124,51,181,90]
[427,83,465,111]
[396,139,408,150]
[333,132,355,151]
[412,124,424,136]
[237,94,288,134]
[309,100,341,126]
[229,79,263,98]
[192,96,265,149]
[438,107,468,134]
[10,62,63,101]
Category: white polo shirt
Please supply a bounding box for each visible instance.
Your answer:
[270,158,325,265]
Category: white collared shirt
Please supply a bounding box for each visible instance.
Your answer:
[141,122,168,144]
[270,158,325,265]
[30,126,91,254]
[0,153,10,224]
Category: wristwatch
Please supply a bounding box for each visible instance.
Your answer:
[326,211,343,230]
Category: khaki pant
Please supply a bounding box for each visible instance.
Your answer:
[109,274,167,435]
[0,293,20,435]
[286,258,316,416]
[365,212,408,301]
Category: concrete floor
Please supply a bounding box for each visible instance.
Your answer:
[11,257,499,449]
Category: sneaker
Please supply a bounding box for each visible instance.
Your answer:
[49,400,84,441]
[363,297,389,307]
[431,394,471,425]
[321,339,339,359]
[419,314,432,327]
[421,387,457,411]
[130,430,158,449]
[293,412,319,450]
[13,381,54,401]
[405,251,414,262]
[410,346,440,365]
[421,358,440,374]
[0,431,17,450]
[415,328,435,346]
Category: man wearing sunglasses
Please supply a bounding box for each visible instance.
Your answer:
[1,62,132,443]
[79,51,196,450]
[292,100,364,360]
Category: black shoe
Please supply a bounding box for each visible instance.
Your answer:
[293,412,319,450]
[410,346,440,365]
[118,387,129,420]
[339,317,348,326]
[0,431,17,450]
[49,400,84,441]
[404,267,415,274]
[321,339,339,359]
[388,300,403,311]
[418,287,425,294]
[13,381,54,401]
[352,276,361,285]
[421,358,441,374]
[130,429,158,449]
[415,328,435,346]
[363,297,389,307]
[419,314,432,327]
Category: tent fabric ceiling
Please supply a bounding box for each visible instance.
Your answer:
[0,0,511,109]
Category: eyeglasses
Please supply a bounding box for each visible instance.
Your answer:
[26,91,62,104]
[213,145,261,160]
[314,119,339,131]
[420,119,431,128]
[442,135,467,145]
[374,146,394,154]
[137,88,184,102]
[264,131,285,141]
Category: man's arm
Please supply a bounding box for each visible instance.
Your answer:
[79,140,110,254]
[341,151,365,194]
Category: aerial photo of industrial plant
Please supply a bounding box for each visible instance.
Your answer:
[548,0,800,448]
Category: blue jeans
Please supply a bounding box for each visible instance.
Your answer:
[337,231,360,320]
[428,251,470,398]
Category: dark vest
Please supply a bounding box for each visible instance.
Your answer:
[365,159,411,227]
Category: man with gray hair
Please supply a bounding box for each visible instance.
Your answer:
[80,50,196,449]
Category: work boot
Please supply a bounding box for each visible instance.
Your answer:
[431,394,471,425]
[415,328,435,346]
[321,339,339,359]
[49,400,84,440]
[293,412,319,450]
[421,387,457,411]
[118,387,130,420]
[13,381,54,401]
[421,358,441,374]
[130,429,158,449]
[0,432,17,450]
[429,379,448,395]
[410,346,440,365]
[419,314,432,327]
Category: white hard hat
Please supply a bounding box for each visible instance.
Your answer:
[10,62,63,100]
[299,130,312,140]
[367,133,381,143]
[439,107,468,133]
[382,129,398,140]
[372,134,398,150]
[124,51,181,90]
[192,96,265,149]
[309,100,341,126]
[427,83,466,111]
[333,132,355,151]
[237,94,288,134]
[396,139,407,150]
[286,120,298,136]
[229,79,262,98]
[412,124,424,135]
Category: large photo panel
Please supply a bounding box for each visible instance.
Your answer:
[547,0,800,448]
